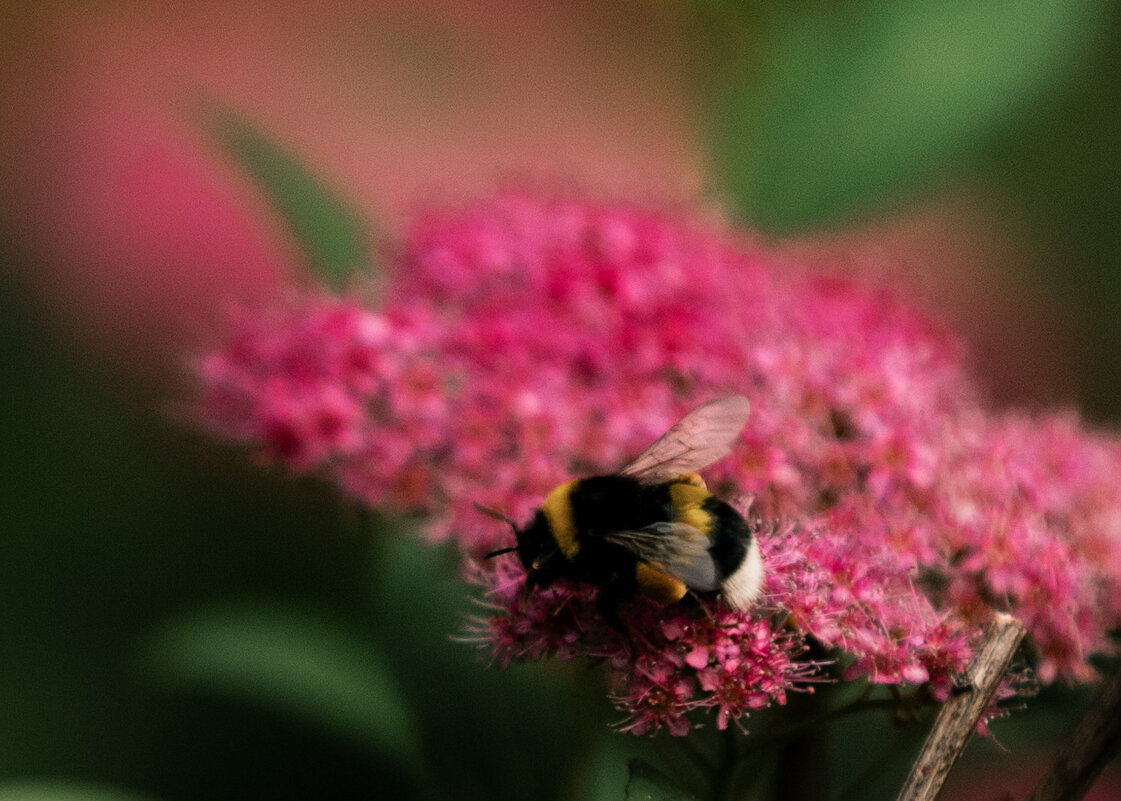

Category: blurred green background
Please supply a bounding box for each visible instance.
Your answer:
[2,2,1121,799]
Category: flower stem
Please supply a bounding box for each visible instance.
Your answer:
[1026,662,1121,801]
[711,725,741,801]
[894,613,1026,801]
[766,682,831,801]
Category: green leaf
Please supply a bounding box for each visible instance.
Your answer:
[205,105,373,291]
[338,520,677,801]
[706,0,1108,233]
[575,731,658,801]
[368,532,586,801]
[144,604,422,773]
[0,781,158,801]
[624,759,698,801]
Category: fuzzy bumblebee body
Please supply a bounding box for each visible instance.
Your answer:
[485,396,764,626]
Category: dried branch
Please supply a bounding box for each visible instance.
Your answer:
[1026,663,1121,801]
[895,613,1027,801]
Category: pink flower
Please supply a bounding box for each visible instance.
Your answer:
[194,190,1121,733]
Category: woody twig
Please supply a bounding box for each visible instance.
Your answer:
[895,613,1027,801]
[1026,662,1121,801]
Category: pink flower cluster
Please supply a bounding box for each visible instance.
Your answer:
[195,190,1121,733]
[468,554,816,735]
[196,295,451,509]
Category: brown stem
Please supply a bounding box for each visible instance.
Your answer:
[764,680,830,801]
[1026,664,1121,801]
[894,612,1027,801]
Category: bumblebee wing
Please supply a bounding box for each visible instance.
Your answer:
[605,523,720,591]
[620,396,751,484]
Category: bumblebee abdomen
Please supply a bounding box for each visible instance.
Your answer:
[703,499,751,580]
[668,484,763,608]
[705,498,764,609]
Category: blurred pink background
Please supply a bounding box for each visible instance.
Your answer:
[0,1,1075,404]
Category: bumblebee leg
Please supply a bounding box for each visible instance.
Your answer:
[595,571,636,633]
[678,589,715,624]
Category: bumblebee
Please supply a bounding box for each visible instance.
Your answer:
[484,396,764,628]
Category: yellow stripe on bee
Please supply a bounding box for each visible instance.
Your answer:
[541,479,581,559]
[668,479,714,535]
[635,562,688,604]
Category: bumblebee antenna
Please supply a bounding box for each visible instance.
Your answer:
[483,545,518,559]
[473,502,518,530]
[474,502,519,560]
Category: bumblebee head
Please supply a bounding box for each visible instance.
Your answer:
[479,505,562,588]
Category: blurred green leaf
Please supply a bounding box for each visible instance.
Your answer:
[975,11,1121,420]
[0,782,158,801]
[369,531,586,801]
[575,731,658,801]
[707,0,1108,233]
[144,604,422,773]
[206,106,372,290]
[624,759,698,801]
